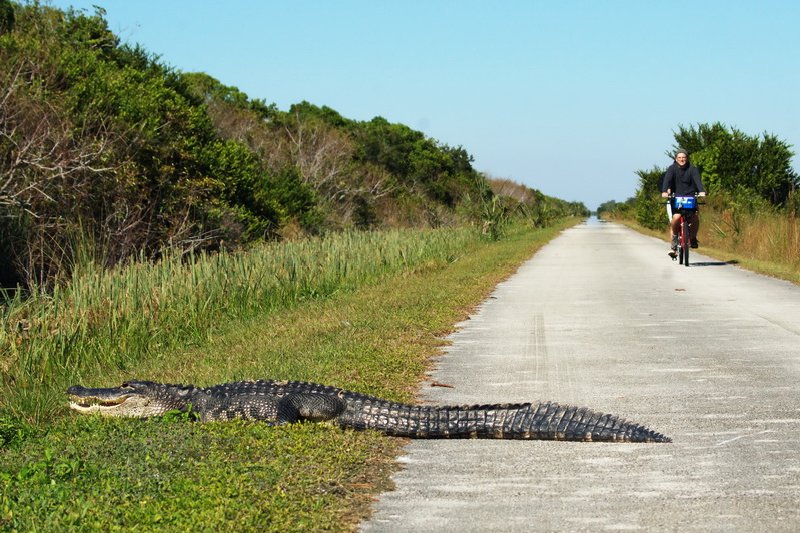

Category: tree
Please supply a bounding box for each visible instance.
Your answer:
[0,0,14,35]
[0,3,278,285]
[673,123,798,205]
[634,167,666,230]
[1,1,580,288]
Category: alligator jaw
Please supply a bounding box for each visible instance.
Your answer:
[67,384,161,417]
[68,387,132,413]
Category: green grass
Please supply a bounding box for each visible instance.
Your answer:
[1,228,477,423]
[2,416,397,531]
[1,219,580,532]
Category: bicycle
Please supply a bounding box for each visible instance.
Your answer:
[666,193,702,267]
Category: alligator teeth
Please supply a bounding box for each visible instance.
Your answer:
[69,396,128,408]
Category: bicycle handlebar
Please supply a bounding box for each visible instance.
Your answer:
[663,192,706,205]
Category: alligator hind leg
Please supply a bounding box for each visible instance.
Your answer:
[280,393,347,423]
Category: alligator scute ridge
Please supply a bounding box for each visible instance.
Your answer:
[67,379,672,443]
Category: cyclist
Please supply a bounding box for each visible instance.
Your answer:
[660,149,706,257]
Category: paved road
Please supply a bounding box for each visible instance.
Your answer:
[361,218,800,532]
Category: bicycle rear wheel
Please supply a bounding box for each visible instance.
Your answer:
[682,218,690,266]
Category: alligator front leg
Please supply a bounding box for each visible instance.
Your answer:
[200,392,347,424]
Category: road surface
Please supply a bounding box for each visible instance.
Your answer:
[361,218,800,532]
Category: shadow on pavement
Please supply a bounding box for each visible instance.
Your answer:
[690,260,739,267]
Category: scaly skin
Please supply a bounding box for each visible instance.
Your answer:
[67,380,671,443]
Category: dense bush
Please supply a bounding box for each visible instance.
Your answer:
[0,3,276,287]
[673,123,797,206]
[0,2,587,290]
[633,167,670,230]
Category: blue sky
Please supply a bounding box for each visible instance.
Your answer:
[49,0,799,210]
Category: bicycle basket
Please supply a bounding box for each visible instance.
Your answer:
[673,196,697,209]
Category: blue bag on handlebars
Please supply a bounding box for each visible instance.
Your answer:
[673,196,697,209]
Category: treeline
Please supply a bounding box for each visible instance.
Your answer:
[0,2,587,289]
[599,122,798,228]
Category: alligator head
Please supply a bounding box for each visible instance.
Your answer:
[67,380,194,418]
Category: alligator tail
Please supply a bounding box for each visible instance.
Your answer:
[338,399,671,443]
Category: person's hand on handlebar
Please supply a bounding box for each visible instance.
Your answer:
[661,191,706,198]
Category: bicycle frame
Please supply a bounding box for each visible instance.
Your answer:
[668,194,699,267]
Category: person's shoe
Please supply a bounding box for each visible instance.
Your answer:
[668,235,679,259]
[690,238,699,248]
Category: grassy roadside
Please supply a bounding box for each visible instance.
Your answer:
[608,216,800,286]
[1,218,580,532]
[1,228,481,424]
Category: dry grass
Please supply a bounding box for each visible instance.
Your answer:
[607,208,800,285]
[488,177,536,204]
[702,208,800,269]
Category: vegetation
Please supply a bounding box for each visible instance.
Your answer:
[600,122,799,278]
[2,418,397,531]
[0,0,587,436]
[1,227,481,423]
[0,1,586,290]
[0,4,589,528]
[0,220,579,531]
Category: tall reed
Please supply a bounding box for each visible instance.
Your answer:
[701,207,800,270]
[0,227,478,422]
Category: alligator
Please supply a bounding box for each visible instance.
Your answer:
[67,379,672,443]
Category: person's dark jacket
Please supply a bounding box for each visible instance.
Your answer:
[661,161,705,196]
